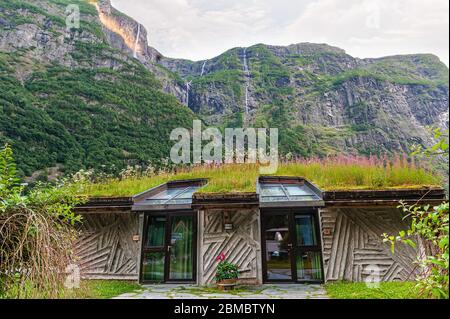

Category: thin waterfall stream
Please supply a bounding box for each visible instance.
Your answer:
[200,60,207,76]
[186,60,208,107]
[242,48,250,114]
[133,24,141,58]
[185,81,192,107]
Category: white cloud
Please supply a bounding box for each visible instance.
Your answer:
[282,0,449,64]
[111,0,449,65]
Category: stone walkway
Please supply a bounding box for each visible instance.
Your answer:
[114,284,328,299]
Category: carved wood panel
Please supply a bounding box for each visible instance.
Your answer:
[74,213,140,280]
[320,208,417,282]
[199,209,261,285]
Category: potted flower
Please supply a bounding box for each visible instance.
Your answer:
[214,252,239,290]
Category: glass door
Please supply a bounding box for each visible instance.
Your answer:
[262,210,324,283]
[294,214,323,282]
[167,214,196,281]
[141,213,196,283]
[262,213,295,281]
[141,215,167,282]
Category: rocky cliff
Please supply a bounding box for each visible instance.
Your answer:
[161,44,449,157]
[0,0,196,177]
[95,0,186,102]
[0,0,448,178]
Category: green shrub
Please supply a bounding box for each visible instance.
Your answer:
[0,144,85,298]
[215,253,239,282]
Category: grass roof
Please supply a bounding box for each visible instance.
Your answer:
[79,156,442,197]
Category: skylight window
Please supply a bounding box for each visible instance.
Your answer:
[132,179,208,211]
[260,184,320,202]
[145,186,201,205]
[258,177,324,207]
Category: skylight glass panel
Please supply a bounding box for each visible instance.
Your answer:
[260,185,286,197]
[145,186,200,205]
[148,188,183,200]
[285,185,315,196]
[260,183,320,202]
[174,187,198,199]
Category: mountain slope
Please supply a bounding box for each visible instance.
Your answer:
[0,0,448,179]
[161,43,449,157]
[0,0,196,178]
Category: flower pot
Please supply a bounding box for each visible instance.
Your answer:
[216,278,238,291]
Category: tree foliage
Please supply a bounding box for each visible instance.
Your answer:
[383,127,449,299]
[412,127,449,159]
[383,202,449,298]
[0,144,85,298]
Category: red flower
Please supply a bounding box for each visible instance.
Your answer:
[216,252,225,262]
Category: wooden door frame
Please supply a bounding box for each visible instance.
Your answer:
[139,210,197,284]
[261,208,325,284]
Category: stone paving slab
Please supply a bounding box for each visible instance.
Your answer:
[114,284,328,299]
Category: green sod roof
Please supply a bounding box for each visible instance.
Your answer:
[80,161,441,198]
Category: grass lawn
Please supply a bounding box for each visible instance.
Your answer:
[1,280,143,299]
[325,282,424,299]
[62,280,142,299]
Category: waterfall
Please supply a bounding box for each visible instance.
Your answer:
[242,48,250,114]
[243,48,250,77]
[185,81,192,107]
[200,60,207,76]
[133,24,141,58]
[185,61,207,108]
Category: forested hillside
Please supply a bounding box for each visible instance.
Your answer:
[0,0,448,180]
[0,0,196,178]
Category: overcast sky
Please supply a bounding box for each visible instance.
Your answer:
[111,0,449,65]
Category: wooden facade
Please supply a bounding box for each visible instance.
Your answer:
[74,212,140,280]
[73,186,445,284]
[320,207,417,282]
[198,208,262,285]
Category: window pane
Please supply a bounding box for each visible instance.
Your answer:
[296,251,323,281]
[264,214,292,280]
[142,252,165,281]
[261,185,285,197]
[259,183,320,202]
[169,216,194,280]
[150,188,182,200]
[144,186,200,205]
[146,216,166,247]
[174,187,198,199]
[295,215,317,246]
[166,187,199,204]
[285,185,310,196]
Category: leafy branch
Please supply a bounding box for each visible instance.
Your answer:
[0,144,85,298]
